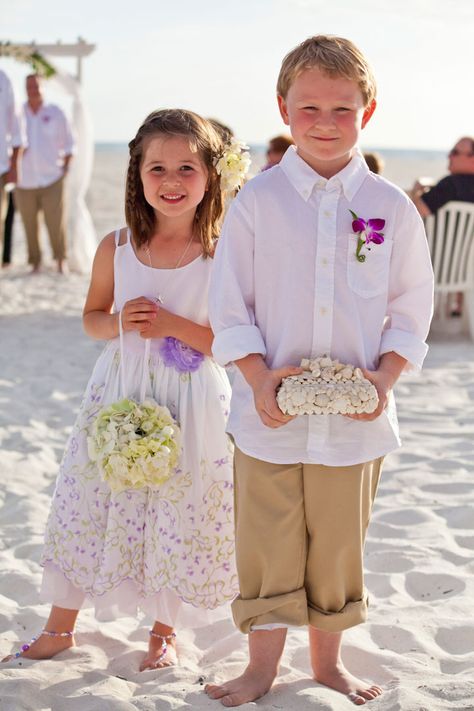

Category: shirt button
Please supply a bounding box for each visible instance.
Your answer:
[320,307,327,315]
[321,258,328,266]
[324,210,332,217]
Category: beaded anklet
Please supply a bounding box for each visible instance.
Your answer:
[13,629,74,659]
[148,630,176,666]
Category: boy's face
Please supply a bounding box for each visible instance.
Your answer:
[277,67,376,178]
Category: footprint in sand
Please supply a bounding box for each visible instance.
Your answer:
[435,624,474,655]
[437,506,474,530]
[404,572,464,601]
[369,624,420,655]
[421,482,473,496]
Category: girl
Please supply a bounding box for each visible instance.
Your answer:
[3,109,242,670]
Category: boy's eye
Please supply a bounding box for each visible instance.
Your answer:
[335,107,351,113]
[303,106,317,111]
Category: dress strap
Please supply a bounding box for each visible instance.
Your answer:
[114,228,131,247]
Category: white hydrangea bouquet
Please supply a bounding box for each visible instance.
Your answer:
[87,397,181,494]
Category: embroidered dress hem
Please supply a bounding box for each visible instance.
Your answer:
[41,563,233,627]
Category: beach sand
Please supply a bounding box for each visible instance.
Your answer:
[0,269,473,710]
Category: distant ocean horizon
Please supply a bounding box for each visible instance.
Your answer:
[88,143,447,238]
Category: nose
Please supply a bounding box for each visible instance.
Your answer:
[314,110,335,131]
[163,171,182,187]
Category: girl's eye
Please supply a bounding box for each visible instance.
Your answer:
[180,165,194,171]
[151,166,164,172]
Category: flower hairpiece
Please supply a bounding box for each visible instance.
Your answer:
[215,139,251,192]
[349,210,385,263]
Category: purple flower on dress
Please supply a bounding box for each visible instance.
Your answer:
[160,337,204,373]
[349,210,385,263]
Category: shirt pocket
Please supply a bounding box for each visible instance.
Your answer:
[346,234,393,298]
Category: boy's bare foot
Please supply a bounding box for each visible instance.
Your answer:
[315,664,383,705]
[140,630,177,671]
[205,667,277,707]
[205,628,286,707]
[309,626,382,705]
[2,631,74,662]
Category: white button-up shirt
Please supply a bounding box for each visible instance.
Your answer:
[18,103,75,189]
[209,147,434,466]
[0,70,24,175]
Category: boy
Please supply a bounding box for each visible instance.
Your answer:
[206,35,433,707]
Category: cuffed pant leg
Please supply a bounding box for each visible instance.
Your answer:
[231,447,308,633]
[41,177,66,261]
[303,457,384,632]
[15,187,41,266]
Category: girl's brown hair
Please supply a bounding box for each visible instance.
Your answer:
[125,108,225,257]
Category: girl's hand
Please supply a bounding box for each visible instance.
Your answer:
[139,306,177,339]
[250,365,302,428]
[121,297,159,332]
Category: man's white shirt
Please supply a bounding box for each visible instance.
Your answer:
[18,103,75,189]
[209,147,434,466]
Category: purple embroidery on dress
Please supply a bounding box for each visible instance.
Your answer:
[160,337,204,373]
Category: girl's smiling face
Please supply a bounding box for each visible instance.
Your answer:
[278,67,376,178]
[140,134,208,218]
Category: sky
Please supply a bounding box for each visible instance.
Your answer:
[1,0,472,150]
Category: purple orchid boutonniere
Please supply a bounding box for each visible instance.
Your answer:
[160,336,204,373]
[350,210,385,263]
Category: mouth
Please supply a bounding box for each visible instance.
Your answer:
[312,136,337,142]
[161,193,186,204]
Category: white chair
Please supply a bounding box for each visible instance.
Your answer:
[424,201,474,339]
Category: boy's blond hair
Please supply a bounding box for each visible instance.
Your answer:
[277,35,376,106]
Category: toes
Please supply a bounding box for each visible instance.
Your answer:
[205,685,228,700]
[348,692,366,705]
[221,694,241,708]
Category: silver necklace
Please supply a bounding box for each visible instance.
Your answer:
[144,234,195,304]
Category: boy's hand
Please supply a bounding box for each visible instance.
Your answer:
[345,368,392,421]
[346,351,407,421]
[250,365,302,428]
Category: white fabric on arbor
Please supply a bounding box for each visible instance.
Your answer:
[49,66,97,274]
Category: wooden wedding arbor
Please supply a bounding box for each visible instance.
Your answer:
[0,38,95,81]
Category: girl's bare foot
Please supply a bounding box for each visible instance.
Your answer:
[205,667,277,707]
[2,630,75,662]
[140,629,177,671]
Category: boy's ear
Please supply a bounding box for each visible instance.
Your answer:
[361,99,376,129]
[277,94,290,125]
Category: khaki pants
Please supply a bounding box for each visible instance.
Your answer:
[15,177,66,267]
[232,447,383,633]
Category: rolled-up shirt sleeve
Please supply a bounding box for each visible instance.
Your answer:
[209,193,266,366]
[380,197,434,371]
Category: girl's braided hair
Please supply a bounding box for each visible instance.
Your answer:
[125,108,225,257]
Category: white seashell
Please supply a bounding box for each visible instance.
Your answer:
[340,367,353,380]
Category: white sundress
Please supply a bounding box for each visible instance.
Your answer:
[40,230,238,627]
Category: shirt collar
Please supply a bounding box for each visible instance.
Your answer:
[279,145,369,202]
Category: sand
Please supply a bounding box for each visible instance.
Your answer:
[0,268,473,710]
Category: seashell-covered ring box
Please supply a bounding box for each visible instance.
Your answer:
[277,356,379,416]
